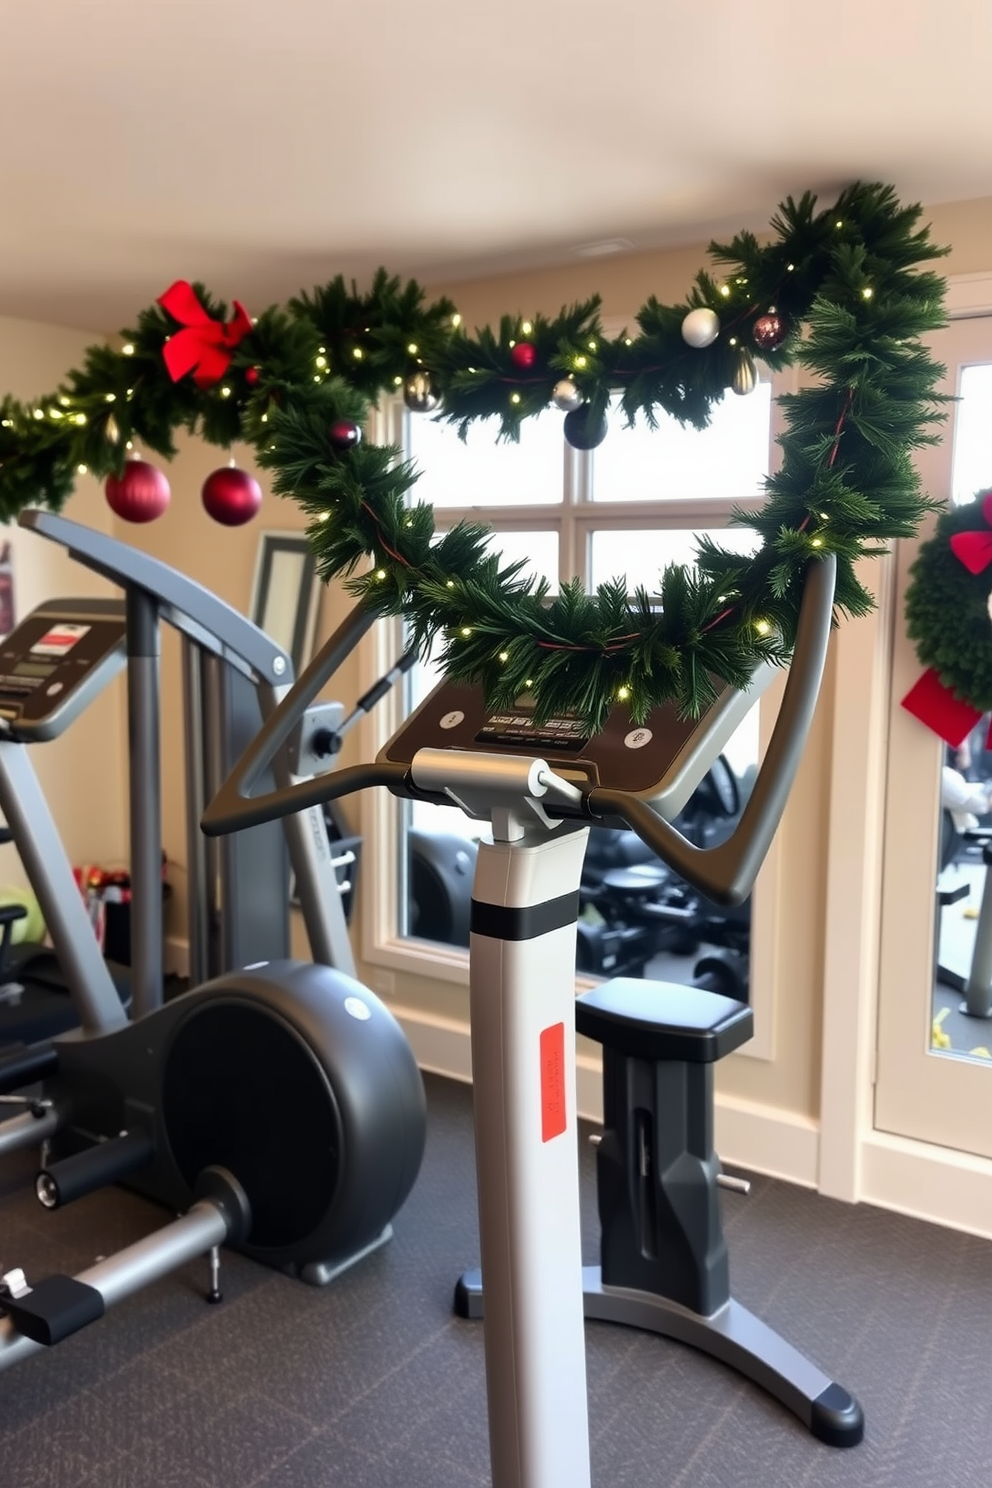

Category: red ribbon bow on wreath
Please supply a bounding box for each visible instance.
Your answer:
[902,491,992,746]
[156,280,253,389]
[948,490,992,574]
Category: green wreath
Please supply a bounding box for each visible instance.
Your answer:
[0,181,948,730]
[905,492,992,720]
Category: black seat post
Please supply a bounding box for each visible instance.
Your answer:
[598,1044,730,1316]
[577,977,754,1316]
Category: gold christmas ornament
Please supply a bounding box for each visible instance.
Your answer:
[403,370,440,414]
[731,348,758,396]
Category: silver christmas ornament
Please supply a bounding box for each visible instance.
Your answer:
[731,348,758,396]
[403,370,440,414]
[551,377,583,412]
[681,307,721,349]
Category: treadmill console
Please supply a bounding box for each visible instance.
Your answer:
[379,661,775,821]
[0,599,127,741]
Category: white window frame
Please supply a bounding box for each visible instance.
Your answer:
[356,345,800,1063]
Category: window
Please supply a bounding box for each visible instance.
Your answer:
[382,368,781,1006]
[952,363,992,505]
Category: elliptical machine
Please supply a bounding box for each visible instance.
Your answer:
[202,553,862,1488]
[0,513,426,1377]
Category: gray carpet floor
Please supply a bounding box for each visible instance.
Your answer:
[0,1072,990,1488]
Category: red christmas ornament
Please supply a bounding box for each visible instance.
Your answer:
[201,466,263,527]
[328,419,362,452]
[510,342,537,370]
[105,459,171,524]
[245,366,260,386]
[752,312,787,353]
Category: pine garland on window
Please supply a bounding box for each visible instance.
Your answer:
[0,182,948,729]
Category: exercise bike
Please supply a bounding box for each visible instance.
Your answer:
[201,552,863,1488]
[0,512,425,1375]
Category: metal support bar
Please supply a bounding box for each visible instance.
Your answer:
[0,743,125,1033]
[181,636,211,990]
[0,1198,229,1375]
[125,588,163,1018]
[259,682,357,978]
[469,821,592,1488]
[0,1108,60,1158]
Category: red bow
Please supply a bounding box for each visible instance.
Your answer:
[157,281,253,389]
[901,488,992,743]
[949,490,992,574]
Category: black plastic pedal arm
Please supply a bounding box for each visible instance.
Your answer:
[1,1275,104,1345]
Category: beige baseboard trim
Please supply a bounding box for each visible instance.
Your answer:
[714,1093,820,1188]
[859,1130,992,1242]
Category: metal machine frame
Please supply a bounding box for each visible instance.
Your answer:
[202,555,858,1485]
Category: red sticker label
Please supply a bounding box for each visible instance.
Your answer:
[540,1022,567,1143]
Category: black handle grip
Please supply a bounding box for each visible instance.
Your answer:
[587,556,837,907]
[36,1128,154,1209]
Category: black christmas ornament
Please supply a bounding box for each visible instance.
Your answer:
[328,419,362,452]
[563,405,608,451]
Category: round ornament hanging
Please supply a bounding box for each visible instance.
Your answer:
[551,378,583,413]
[328,419,362,452]
[563,405,608,451]
[403,371,440,414]
[752,312,787,353]
[731,348,758,396]
[681,307,721,349]
[903,490,992,745]
[105,459,171,523]
[201,466,263,527]
[510,342,537,371]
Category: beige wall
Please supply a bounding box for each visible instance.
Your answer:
[7,189,992,1132]
[0,315,128,892]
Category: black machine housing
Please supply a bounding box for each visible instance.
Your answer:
[42,961,426,1282]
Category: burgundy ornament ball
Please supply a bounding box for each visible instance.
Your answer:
[202,466,263,527]
[752,312,787,353]
[510,342,537,370]
[563,405,608,451]
[328,419,362,452]
[245,366,260,386]
[105,459,171,523]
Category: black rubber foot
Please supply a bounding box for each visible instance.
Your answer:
[206,1289,223,1305]
[811,1383,865,1447]
[453,1267,483,1320]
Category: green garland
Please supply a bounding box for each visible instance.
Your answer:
[905,493,992,711]
[0,182,949,729]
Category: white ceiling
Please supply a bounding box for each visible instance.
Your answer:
[2,0,991,331]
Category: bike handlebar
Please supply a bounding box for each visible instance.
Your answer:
[203,557,837,909]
